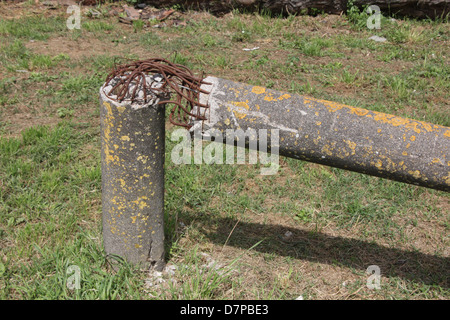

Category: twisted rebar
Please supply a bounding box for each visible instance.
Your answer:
[103,58,210,128]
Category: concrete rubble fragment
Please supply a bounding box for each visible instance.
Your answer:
[368,35,387,42]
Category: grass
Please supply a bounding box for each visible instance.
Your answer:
[0,39,70,72]
[0,2,449,300]
[83,20,115,32]
[0,15,66,40]
[279,37,333,57]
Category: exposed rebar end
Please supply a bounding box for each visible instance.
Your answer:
[103,57,211,128]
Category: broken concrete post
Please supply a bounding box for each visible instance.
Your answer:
[99,76,167,271]
[195,77,450,192]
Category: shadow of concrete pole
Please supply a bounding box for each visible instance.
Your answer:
[99,83,166,271]
[194,76,450,192]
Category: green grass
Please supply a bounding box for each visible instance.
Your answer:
[0,3,449,300]
[0,15,66,40]
[57,73,105,105]
[278,37,333,57]
[154,242,262,299]
[83,20,114,32]
[0,122,130,299]
[139,32,162,47]
[0,39,70,72]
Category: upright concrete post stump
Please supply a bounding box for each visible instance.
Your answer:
[100,80,166,271]
[99,58,209,270]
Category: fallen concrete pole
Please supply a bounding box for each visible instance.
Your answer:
[195,77,450,192]
[98,64,448,269]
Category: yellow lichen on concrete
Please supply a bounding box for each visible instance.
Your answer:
[417,121,433,132]
[431,158,442,164]
[321,144,334,156]
[408,170,423,180]
[137,155,148,164]
[404,121,422,134]
[385,157,397,171]
[229,87,241,98]
[372,112,409,127]
[111,195,126,214]
[344,140,357,155]
[252,86,266,94]
[102,101,120,165]
[314,98,345,113]
[231,101,250,110]
[444,173,450,185]
[299,97,449,148]
[264,93,291,102]
[375,159,383,169]
[230,100,250,119]
[348,107,370,116]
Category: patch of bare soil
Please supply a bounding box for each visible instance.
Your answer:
[26,36,108,60]
[2,111,59,139]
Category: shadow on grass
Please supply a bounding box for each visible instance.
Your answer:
[177,215,449,289]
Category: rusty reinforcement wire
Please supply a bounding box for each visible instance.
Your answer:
[103,58,210,128]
